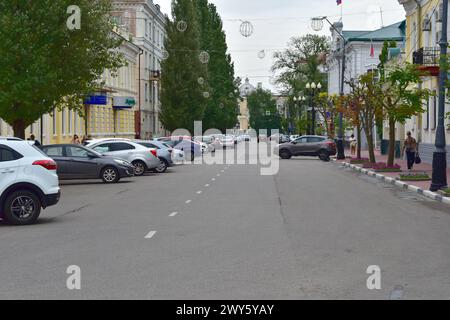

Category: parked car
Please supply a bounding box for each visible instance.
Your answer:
[241,134,251,142]
[0,136,23,141]
[275,135,337,161]
[41,144,134,183]
[163,143,185,164]
[220,135,235,149]
[289,135,300,142]
[0,141,60,225]
[157,137,202,160]
[86,140,160,176]
[133,140,174,173]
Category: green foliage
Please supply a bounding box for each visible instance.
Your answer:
[0,0,125,138]
[160,0,237,133]
[160,0,207,134]
[194,0,238,132]
[272,34,329,94]
[247,88,280,135]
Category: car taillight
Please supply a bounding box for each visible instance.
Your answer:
[325,141,336,148]
[33,160,57,170]
[150,149,157,157]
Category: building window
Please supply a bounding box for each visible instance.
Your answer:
[145,83,148,101]
[62,108,66,134]
[68,110,73,134]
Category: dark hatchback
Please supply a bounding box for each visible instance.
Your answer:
[41,144,135,183]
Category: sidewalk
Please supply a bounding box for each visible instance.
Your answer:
[334,149,450,204]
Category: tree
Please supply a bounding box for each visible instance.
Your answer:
[315,93,338,139]
[0,0,125,139]
[272,35,329,131]
[339,92,362,159]
[381,63,431,166]
[247,88,280,136]
[160,0,207,134]
[194,0,238,132]
[347,73,383,163]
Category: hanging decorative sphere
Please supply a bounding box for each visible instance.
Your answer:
[311,18,324,32]
[176,20,188,32]
[161,50,169,60]
[197,77,205,85]
[203,91,210,98]
[257,50,265,59]
[239,21,254,38]
[199,51,210,64]
[229,92,235,98]
[219,103,224,109]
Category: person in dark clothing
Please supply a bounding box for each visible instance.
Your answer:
[29,134,41,147]
[402,131,418,171]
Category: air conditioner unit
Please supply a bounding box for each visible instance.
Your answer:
[423,16,431,31]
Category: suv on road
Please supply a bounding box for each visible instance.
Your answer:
[86,139,160,176]
[275,135,337,161]
[0,141,60,225]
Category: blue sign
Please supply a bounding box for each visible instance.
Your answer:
[85,95,108,105]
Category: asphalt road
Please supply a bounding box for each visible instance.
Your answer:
[0,147,449,299]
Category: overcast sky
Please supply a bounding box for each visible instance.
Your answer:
[154,0,405,93]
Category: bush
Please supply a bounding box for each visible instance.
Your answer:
[350,157,369,164]
[399,172,431,181]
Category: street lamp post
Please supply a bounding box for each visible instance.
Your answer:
[306,82,322,135]
[312,16,346,159]
[430,0,448,191]
[293,95,306,135]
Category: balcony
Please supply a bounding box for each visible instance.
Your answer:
[412,47,440,76]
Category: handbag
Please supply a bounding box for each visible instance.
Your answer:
[415,152,422,164]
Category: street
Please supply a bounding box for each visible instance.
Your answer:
[1,148,449,300]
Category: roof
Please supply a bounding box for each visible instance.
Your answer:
[343,20,406,42]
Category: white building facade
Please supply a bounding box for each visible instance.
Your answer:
[112,0,168,139]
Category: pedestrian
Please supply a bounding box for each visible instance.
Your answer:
[81,135,90,146]
[402,131,418,172]
[29,134,41,147]
[349,134,357,156]
[71,134,80,144]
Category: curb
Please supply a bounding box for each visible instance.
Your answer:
[334,160,450,206]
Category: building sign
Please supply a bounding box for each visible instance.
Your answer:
[85,94,108,105]
[113,96,136,109]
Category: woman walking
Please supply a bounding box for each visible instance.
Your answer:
[402,131,418,172]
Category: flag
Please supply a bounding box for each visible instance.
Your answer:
[370,40,375,57]
[336,0,342,5]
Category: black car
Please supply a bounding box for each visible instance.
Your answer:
[41,144,135,183]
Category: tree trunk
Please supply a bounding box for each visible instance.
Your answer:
[356,123,362,159]
[12,119,26,140]
[387,117,396,166]
[367,131,376,163]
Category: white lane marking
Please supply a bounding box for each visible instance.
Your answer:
[145,231,157,239]
[211,178,216,181]
[221,170,225,173]
[197,190,202,194]
[169,212,178,217]
[185,200,192,204]
[217,174,221,177]
[205,184,210,187]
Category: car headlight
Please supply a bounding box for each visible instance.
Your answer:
[114,159,128,166]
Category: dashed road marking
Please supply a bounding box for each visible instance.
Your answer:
[197,190,202,194]
[144,231,157,239]
[185,200,192,204]
[211,178,216,181]
[169,212,178,217]
[205,184,210,187]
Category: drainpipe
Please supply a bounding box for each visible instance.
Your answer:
[137,48,143,139]
[414,0,422,49]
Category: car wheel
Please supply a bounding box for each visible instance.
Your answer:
[154,159,168,173]
[3,190,41,225]
[101,166,120,183]
[318,150,330,162]
[132,160,147,176]
[279,149,292,160]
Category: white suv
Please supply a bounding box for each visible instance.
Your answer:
[0,141,60,225]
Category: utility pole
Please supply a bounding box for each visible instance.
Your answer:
[430,0,448,191]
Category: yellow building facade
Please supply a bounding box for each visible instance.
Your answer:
[397,0,450,164]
